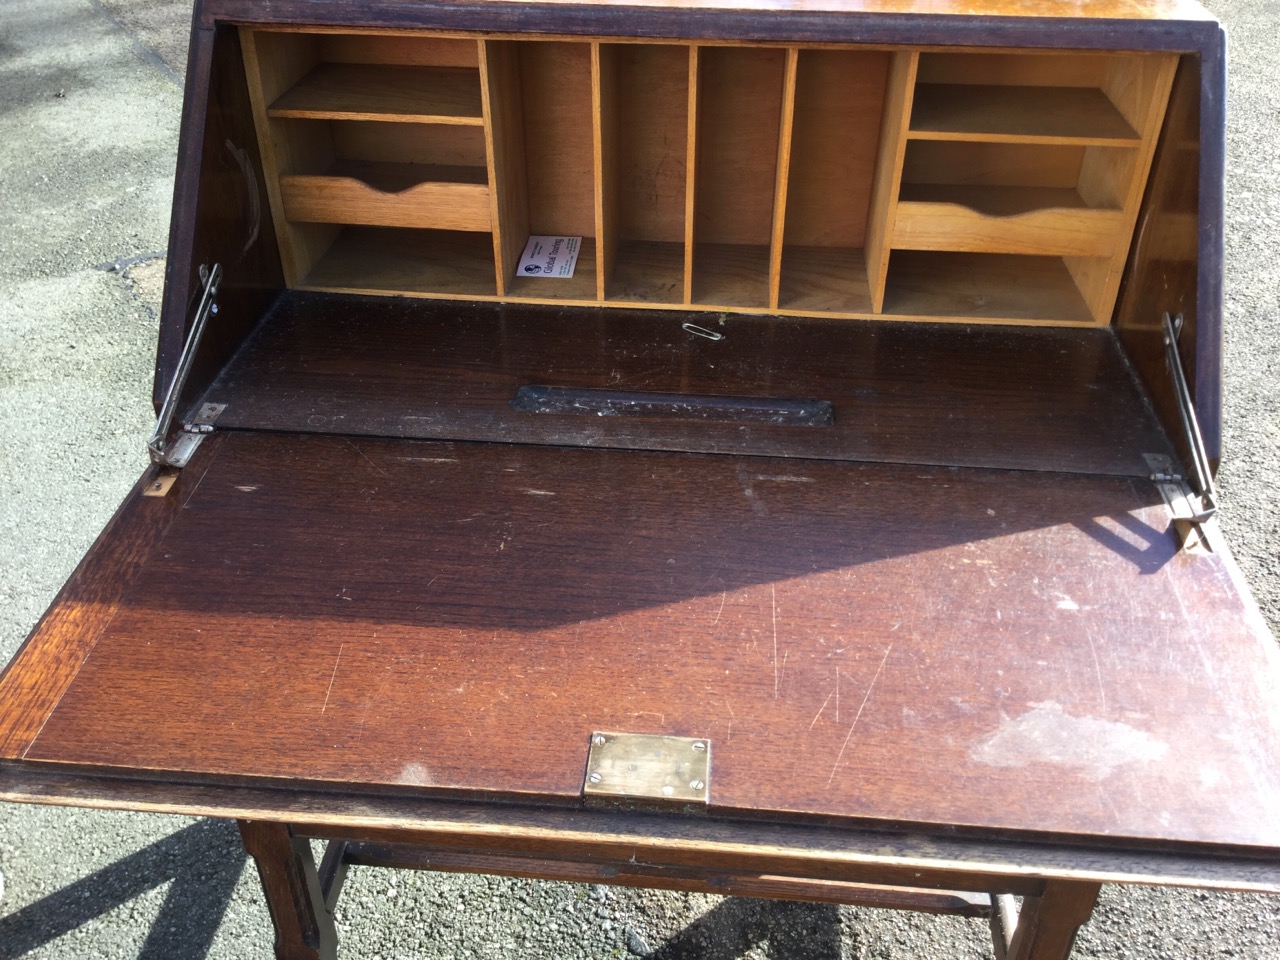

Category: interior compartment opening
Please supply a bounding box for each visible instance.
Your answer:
[690,46,787,308]
[596,44,690,306]
[776,49,890,315]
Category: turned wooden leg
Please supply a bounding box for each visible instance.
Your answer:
[238,820,338,960]
[1005,879,1102,960]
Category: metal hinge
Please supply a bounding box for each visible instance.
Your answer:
[147,263,223,467]
[1154,312,1217,525]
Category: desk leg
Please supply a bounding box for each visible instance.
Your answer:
[238,820,338,960]
[1006,879,1101,960]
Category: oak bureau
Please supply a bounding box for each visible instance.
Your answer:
[2,1,1277,958]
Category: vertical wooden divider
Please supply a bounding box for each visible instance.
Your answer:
[241,28,333,288]
[480,39,530,296]
[1065,53,1179,324]
[683,45,700,305]
[865,49,918,313]
[768,48,800,311]
[592,44,617,302]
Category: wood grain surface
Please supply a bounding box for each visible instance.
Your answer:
[199,293,1174,475]
[19,431,1280,851]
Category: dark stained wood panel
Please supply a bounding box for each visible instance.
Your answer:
[201,293,1173,476]
[0,441,226,758]
[25,432,1280,850]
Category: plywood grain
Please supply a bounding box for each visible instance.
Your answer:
[693,47,786,246]
[783,50,890,248]
[519,42,596,237]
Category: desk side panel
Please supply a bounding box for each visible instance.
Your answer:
[155,23,284,418]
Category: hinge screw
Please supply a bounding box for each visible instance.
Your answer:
[690,779,705,790]
[588,772,602,784]
[692,741,706,751]
[592,734,606,746]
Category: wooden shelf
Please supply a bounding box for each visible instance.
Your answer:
[302,227,496,297]
[691,243,771,308]
[777,246,872,314]
[881,251,1097,325]
[268,63,484,124]
[606,240,685,305]
[909,84,1141,145]
[505,237,599,301]
[281,160,491,231]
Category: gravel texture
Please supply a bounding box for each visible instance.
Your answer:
[0,1,1277,958]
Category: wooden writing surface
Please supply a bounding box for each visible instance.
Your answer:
[16,432,1280,853]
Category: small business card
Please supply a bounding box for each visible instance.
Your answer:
[517,235,581,279]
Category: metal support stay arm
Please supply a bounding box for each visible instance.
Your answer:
[1161,312,1217,523]
[147,263,221,467]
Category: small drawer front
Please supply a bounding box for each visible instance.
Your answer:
[892,201,1122,257]
[280,175,493,232]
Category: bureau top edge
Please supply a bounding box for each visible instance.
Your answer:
[193,0,1222,52]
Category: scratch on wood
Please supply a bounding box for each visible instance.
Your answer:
[321,643,345,714]
[1086,631,1107,711]
[835,666,841,722]
[827,643,893,786]
[771,584,779,699]
[344,438,390,478]
[809,689,834,730]
[713,590,727,625]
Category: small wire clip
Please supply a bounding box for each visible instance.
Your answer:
[681,322,724,341]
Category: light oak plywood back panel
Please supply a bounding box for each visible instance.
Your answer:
[915,52,1110,87]
[599,44,691,303]
[519,42,596,238]
[901,140,1084,189]
[331,121,487,167]
[693,46,787,246]
[784,50,890,248]
[614,45,691,245]
[317,34,480,68]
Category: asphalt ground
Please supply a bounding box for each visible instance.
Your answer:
[0,0,1277,957]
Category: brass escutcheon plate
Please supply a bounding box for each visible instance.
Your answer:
[583,732,710,807]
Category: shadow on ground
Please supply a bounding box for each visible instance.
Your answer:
[0,819,245,960]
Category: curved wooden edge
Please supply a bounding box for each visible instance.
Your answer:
[892,202,1123,257]
[280,175,493,230]
[2,762,1278,895]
